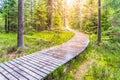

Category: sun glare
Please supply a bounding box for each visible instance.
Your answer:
[67,0,74,6]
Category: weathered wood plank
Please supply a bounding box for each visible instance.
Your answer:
[41,52,66,61]
[1,63,28,80]
[19,56,54,71]
[0,72,8,80]
[16,58,50,74]
[12,60,47,77]
[4,62,38,80]
[37,51,65,62]
[37,53,65,64]
[30,52,65,65]
[9,61,43,79]
[0,65,18,80]
[25,53,61,67]
[26,56,58,68]
[21,56,56,70]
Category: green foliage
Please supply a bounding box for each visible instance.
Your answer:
[1,0,18,32]
[80,0,98,33]
[82,19,97,34]
[103,0,120,26]
[34,0,48,31]
[53,13,63,30]
[68,0,80,29]
[0,14,4,32]
[104,26,120,43]
[52,0,64,30]
[80,28,120,79]
[24,26,36,35]
[0,0,66,32]
[101,13,111,31]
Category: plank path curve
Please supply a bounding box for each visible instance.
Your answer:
[0,28,89,80]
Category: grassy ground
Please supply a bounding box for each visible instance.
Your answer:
[0,30,74,63]
[81,28,120,80]
[46,27,120,80]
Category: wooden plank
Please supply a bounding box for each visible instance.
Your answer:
[25,56,58,68]
[18,57,54,72]
[12,59,47,77]
[37,53,65,65]
[31,52,65,65]
[25,53,64,65]
[4,62,39,80]
[0,63,28,80]
[25,53,60,67]
[42,52,66,61]
[0,72,8,80]
[0,66,18,80]
[39,52,66,61]
[16,58,50,74]
[9,61,43,79]
[25,57,56,70]
[34,51,64,63]
[21,56,56,70]
[20,54,57,69]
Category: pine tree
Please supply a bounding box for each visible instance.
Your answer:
[98,0,101,43]
[48,0,53,30]
[18,0,24,48]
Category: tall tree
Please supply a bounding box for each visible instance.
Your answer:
[63,0,67,28]
[48,0,53,30]
[98,0,101,43]
[18,0,24,48]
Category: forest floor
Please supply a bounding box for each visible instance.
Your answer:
[74,59,94,80]
[0,30,74,63]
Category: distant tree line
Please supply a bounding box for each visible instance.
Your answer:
[0,0,67,33]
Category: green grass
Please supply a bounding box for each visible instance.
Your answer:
[0,30,74,62]
[45,27,120,80]
[81,34,120,80]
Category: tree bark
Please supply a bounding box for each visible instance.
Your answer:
[98,0,101,44]
[5,16,8,32]
[64,0,67,28]
[18,0,24,48]
[31,0,33,27]
[48,0,53,30]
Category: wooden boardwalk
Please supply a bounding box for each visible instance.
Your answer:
[0,28,89,80]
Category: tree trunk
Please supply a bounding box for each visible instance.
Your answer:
[48,0,53,30]
[31,0,33,27]
[5,16,8,32]
[18,0,24,48]
[98,0,101,44]
[64,0,67,28]
[78,0,81,29]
